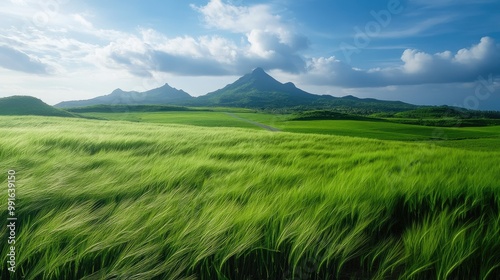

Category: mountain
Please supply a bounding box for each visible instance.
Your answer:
[192,67,320,107]
[55,83,193,108]
[191,68,416,112]
[0,96,74,117]
[54,68,417,113]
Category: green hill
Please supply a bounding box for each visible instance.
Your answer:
[0,96,74,117]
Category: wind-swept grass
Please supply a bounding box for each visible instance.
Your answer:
[0,116,499,279]
[78,111,263,129]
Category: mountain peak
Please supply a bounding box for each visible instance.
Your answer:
[342,95,359,100]
[246,67,278,83]
[252,67,266,75]
[111,88,124,94]
[198,67,319,108]
[249,67,273,81]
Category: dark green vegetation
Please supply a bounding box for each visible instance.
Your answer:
[392,106,500,119]
[1,116,499,279]
[290,110,382,121]
[0,96,74,117]
[376,106,500,127]
[389,118,500,127]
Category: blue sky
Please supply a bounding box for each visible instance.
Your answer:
[1,0,500,109]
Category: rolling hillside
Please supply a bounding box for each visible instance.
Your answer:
[0,96,74,117]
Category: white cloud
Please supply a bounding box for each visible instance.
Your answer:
[89,29,241,77]
[62,0,311,78]
[191,0,308,66]
[192,0,281,34]
[91,0,311,77]
[0,0,307,80]
[301,37,500,87]
[454,37,496,64]
[401,49,433,73]
[72,14,93,29]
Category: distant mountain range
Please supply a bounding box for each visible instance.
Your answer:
[56,83,193,108]
[55,68,416,113]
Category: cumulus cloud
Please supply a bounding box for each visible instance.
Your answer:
[92,0,309,77]
[0,8,109,76]
[304,37,500,87]
[91,30,236,77]
[192,0,308,50]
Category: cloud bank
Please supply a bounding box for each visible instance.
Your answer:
[305,37,500,87]
[94,0,308,77]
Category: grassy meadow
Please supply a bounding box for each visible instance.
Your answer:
[78,111,263,130]
[81,110,500,146]
[1,114,500,279]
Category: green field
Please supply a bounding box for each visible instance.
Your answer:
[81,110,500,149]
[1,114,500,279]
[231,112,498,139]
[79,112,263,129]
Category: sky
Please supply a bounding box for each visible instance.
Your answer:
[1,0,500,109]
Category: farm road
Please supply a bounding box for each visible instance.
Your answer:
[225,113,281,132]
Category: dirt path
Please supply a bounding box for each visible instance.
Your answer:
[225,112,281,132]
